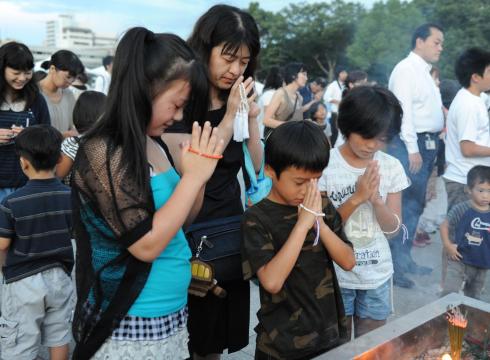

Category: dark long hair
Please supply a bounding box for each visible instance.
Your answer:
[86,27,202,192]
[44,49,84,77]
[188,4,260,113]
[73,91,106,133]
[263,66,283,91]
[0,42,38,109]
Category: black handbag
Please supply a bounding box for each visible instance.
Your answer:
[185,215,243,284]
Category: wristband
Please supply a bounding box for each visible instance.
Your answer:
[382,213,401,235]
[299,204,325,217]
[188,147,223,159]
[313,219,320,246]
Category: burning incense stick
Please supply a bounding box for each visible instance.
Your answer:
[446,306,468,360]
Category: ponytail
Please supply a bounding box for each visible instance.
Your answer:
[86,27,199,192]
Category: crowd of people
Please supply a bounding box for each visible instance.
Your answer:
[0,5,489,360]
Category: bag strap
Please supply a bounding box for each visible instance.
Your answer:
[284,88,299,122]
[242,141,265,187]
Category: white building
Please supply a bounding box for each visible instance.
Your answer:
[45,14,116,49]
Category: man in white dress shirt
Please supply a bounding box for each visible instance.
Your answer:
[387,23,444,288]
[94,56,113,95]
[324,69,347,145]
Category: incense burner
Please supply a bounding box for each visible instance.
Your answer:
[318,294,490,359]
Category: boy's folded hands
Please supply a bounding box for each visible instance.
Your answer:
[297,179,324,231]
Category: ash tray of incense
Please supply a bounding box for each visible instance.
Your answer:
[319,294,490,360]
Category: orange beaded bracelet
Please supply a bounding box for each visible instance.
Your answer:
[188,147,223,159]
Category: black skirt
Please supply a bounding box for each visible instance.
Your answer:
[188,280,250,356]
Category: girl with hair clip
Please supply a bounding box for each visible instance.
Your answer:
[39,50,84,136]
[163,4,263,360]
[70,27,224,360]
[0,42,50,202]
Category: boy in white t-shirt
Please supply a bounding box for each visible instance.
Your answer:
[319,86,410,338]
[444,47,490,212]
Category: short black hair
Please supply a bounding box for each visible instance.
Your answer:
[283,62,306,85]
[73,91,106,133]
[338,85,402,141]
[454,48,490,88]
[346,70,368,86]
[411,23,444,49]
[467,165,490,189]
[336,68,347,77]
[306,101,327,121]
[313,77,327,88]
[15,125,63,171]
[102,55,114,69]
[265,120,330,178]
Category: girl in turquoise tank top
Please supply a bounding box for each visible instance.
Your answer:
[71,27,224,360]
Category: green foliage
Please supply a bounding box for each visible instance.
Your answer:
[249,0,490,83]
[248,1,363,81]
[346,0,425,84]
[248,2,289,71]
[413,0,490,79]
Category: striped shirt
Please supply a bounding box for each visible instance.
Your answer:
[0,95,51,188]
[0,178,74,283]
[61,136,80,161]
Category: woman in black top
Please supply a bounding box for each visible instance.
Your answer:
[163,5,262,359]
[0,42,50,200]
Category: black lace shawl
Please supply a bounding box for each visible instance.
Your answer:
[70,136,155,359]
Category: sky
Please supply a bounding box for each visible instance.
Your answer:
[0,0,378,46]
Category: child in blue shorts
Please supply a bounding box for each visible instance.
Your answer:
[440,165,490,300]
[319,86,410,338]
[0,125,73,360]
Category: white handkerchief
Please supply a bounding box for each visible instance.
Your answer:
[233,83,250,142]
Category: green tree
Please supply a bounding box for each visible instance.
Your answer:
[347,0,425,84]
[248,1,364,81]
[281,1,364,81]
[413,0,490,79]
[248,1,289,73]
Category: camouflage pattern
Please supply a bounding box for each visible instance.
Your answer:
[241,198,351,360]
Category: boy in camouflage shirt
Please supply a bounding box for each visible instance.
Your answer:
[241,121,355,360]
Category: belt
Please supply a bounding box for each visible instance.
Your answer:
[417,131,440,136]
